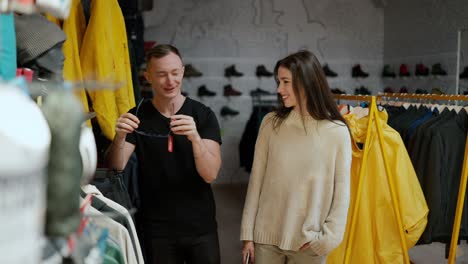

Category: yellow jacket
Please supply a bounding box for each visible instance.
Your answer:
[327,110,428,263]
[62,0,90,126]
[46,1,90,126]
[80,0,135,139]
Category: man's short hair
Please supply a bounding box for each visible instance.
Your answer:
[145,44,182,66]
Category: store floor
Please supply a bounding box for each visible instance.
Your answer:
[213,184,468,264]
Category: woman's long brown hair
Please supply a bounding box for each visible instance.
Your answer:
[273,50,348,131]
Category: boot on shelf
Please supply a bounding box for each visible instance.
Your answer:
[256,65,273,77]
[224,84,242,96]
[323,64,338,77]
[184,64,203,78]
[197,85,216,97]
[220,106,239,117]
[352,64,369,78]
[225,65,243,78]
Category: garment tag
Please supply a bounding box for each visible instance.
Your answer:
[168,135,173,152]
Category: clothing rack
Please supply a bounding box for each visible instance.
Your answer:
[381,93,468,101]
[334,93,468,264]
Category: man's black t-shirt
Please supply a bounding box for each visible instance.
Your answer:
[126,97,222,238]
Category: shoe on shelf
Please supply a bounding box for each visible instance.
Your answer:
[460,66,468,79]
[197,85,216,97]
[330,88,345,94]
[351,64,369,78]
[224,84,242,96]
[323,64,338,77]
[383,87,395,93]
[399,86,408,93]
[220,106,239,117]
[224,65,244,78]
[250,87,273,96]
[382,65,396,78]
[431,87,444,94]
[184,64,203,78]
[415,63,429,77]
[415,89,429,94]
[354,86,371,95]
[431,63,447,76]
[256,65,273,77]
[399,64,410,77]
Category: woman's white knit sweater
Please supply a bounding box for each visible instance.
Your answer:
[240,111,352,256]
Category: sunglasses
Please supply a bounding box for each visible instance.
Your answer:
[134,99,174,152]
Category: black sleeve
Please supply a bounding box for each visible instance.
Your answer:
[198,107,222,145]
[125,107,137,145]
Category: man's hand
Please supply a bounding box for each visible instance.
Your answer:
[242,241,255,264]
[116,113,140,137]
[170,114,200,142]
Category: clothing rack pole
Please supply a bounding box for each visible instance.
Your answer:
[335,95,409,263]
[448,131,468,263]
[381,93,468,101]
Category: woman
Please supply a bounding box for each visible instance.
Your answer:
[240,50,352,264]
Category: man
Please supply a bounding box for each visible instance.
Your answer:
[106,44,222,264]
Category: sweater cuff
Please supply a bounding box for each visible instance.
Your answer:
[240,228,254,241]
[309,239,330,256]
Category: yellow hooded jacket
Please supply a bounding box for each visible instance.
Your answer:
[80,0,135,139]
[327,109,428,263]
[46,1,90,126]
[62,0,90,125]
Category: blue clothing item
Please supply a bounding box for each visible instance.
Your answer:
[0,13,17,80]
[407,108,438,138]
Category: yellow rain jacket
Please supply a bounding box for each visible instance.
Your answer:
[62,0,90,126]
[46,0,90,126]
[327,109,428,264]
[80,0,135,139]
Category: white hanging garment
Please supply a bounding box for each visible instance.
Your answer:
[0,83,51,264]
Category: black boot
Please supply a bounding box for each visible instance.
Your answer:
[256,65,273,77]
[323,64,338,77]
[225,65,243,78]
[460,66,468,79]
[352,64,369,78]
[184,64,203,77]
[250,87,273,96]
[331,88,345,94]
[382,65,396,78]
[197,85,216,97]
[354,86,371,95]
[431,63,447,76]
[220,106,239,117]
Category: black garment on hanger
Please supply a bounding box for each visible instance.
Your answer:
[239,106,273,172]
[423,109,468,243]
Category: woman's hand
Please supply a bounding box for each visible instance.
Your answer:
[299,241,311,251]
[242,241,255,264]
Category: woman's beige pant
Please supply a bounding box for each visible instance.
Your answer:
[255,243,326,264]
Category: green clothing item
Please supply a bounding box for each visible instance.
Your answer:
[104,240,125,264]
[43,90,84,236]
